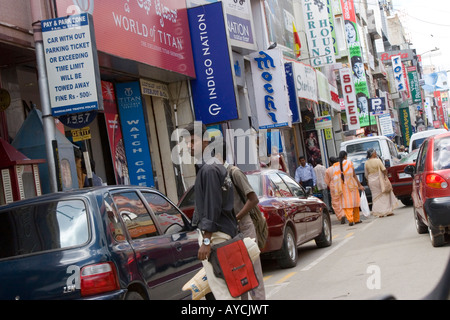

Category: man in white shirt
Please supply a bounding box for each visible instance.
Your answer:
[314,159,330,210]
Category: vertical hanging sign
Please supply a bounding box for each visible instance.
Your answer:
[301,0,336,67]
[340,68,360,131]
[116,82,154,187]
[250,49,292,129]
[188,2,239,125]
[392,55,407,93]
[340,0,371,127]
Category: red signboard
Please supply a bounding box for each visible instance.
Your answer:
[56,0,195,78]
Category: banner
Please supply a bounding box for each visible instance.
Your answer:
[379,113,394,137]
[116,82,155,187]
[102,81,130,185]
[285,63,301,124]
[250,48,291,129]
[188,2,239,125]
[339,67,360,131]
[400,107,413,147]
[340,0,370,127]
[301,0,336,67]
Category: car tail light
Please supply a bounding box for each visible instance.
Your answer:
[426,174,449,189]
[81,262,120,297]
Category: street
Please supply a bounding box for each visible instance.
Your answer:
[261,204,450,300]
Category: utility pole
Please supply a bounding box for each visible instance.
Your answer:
[30,1,58,193]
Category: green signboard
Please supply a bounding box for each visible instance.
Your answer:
[400,107,413,147]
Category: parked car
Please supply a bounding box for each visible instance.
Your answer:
[387,148,419,206]
[405,132,450,247]
[178,169,332,268]
[347,151,372,205]
[0,186,201,300]
[341,135,401,169]
[408,128,447,152]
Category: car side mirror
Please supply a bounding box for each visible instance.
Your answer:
[404,165,416,177]
[305,186,312,196]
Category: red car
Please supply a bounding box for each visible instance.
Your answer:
[405,132,450,247]
[387,149,419,206]
[178,169,332,268]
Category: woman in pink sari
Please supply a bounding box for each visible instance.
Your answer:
[325,157,345,224]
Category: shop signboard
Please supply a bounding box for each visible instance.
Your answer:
[55,0,195,77]
[400,107,413,147]
[301,0,336,67]
[315,115,333,130]
[115,82,155,188]
[340,0,370,127]
[187,0,257,51]
[250,48,292,129]
[41,13,102,117]
[407,67,422,104]
[293,61,318,103]
[188,2,239,125]
[340,67,360,131]
[391,55,407,93]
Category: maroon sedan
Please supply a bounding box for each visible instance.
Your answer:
[405,132,450,247]
[178,169,332,268]
[387,149,419,206]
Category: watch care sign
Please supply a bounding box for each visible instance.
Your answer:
[42,13,102,117]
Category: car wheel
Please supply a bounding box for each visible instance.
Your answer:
[429,226,446,247]
[125,291,144,300]
[414,209,428,234]
[277,226,297,269]
[315,212,332,248]
[401,197,413,206]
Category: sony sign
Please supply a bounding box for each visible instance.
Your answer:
[339,68,360,131]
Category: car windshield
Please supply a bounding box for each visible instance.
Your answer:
[347,153,367,172]
[346,141,381,156]
[433,136,450,170]
[0,199,89,259]
[400,149,419,163]
[246,174,263,197]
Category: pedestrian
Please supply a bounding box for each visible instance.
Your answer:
[185,122,241,300]
[314,158,330,210]
[227,162,266,300]
[81,158,104,187]
[295,156,316,189]
[364,148,398,218]
[338,151,365,226]
[269,146,287,172]
[324,157,346,224]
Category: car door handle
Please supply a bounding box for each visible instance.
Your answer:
[174,242,183,252]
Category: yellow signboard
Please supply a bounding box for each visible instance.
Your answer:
[72,127,91,142]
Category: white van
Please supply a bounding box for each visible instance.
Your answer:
[340,136,401,168]
[408,129,447,152]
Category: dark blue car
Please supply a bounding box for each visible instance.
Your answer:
[0,186,201,300]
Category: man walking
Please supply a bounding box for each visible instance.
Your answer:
[295,156,317,189]
[314,158,330,210]
[186,122,240,300]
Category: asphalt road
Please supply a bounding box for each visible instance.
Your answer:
[261,204,450,300]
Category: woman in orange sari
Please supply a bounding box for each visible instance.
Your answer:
[338,151,365,226]
[325,157,345,224]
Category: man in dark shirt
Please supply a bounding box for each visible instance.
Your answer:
[185,122,239,299]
